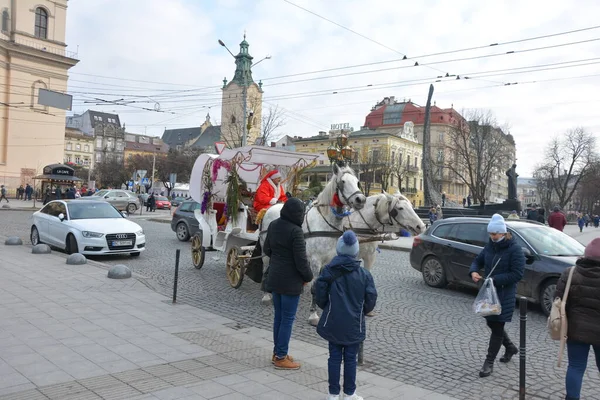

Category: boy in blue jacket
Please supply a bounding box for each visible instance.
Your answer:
[315,230,378,400]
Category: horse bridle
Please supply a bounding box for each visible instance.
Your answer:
[335,171,362,207]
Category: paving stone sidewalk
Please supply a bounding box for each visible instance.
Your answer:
[0,242,458,400]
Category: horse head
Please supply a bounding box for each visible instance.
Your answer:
[317,163,366,211]
[374,192,425,235]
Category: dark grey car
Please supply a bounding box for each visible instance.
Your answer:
[409,217,585,315]
[170,200,201,241]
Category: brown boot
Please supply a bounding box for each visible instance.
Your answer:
[274,355,300,370]
[272,354,294,364]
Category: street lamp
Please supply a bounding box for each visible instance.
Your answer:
[326,131,353,166]
[218,38,271,147]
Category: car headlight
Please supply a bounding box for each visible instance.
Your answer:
[82,231,104,238]
[135,229,144,236]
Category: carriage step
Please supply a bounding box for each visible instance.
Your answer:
[237,254,252,259]
[240,246,255,252]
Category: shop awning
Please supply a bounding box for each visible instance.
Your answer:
[33,174,83,182]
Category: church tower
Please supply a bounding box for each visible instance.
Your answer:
[220,35,263,148]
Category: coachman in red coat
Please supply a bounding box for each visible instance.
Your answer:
[253,170,288,213]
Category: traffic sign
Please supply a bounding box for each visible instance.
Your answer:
[141,177,149,185]
[215,142,226,154]
[128,181,134,188]
[137,170,147,179]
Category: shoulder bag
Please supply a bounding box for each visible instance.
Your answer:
[547,266,575,367]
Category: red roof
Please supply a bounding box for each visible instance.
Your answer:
[363,100,463,129]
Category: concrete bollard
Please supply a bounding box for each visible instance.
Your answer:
[107,264,131,279]
[32,244,51,254]
[66,253,87,265]
[4,237,22,245]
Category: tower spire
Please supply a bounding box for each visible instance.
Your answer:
[231,33,254,87]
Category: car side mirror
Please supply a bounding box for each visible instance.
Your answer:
[104,195,110,199]
[58,213,65,221]
[522,247,535,264]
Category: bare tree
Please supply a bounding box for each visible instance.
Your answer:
[443,109,513,205]
[259,104,286,146]
[578,161,600,212]
[390,152,410,193]
[532,165,554,211]
[93,159,130,189]
[354,146,378,195]
[536,127,597,209]
[221,94,264,149]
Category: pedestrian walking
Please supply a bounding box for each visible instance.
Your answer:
[584,213,590,228]
[548,206,567,231]
[441,192,446,207]
[43,187,51,205]
[462,197,467,207]
[428,206,437,225]
[25,183,32,201]
[594,214,599,228]
[507,210,520,220]
[315,230,377,400]
[436,204,443,220]
[146,193,155,212]
[0,185,8,203]
[555,238,600,400]
[467,194,472,207]
[469,214,525,377]
[263,197,313,370]
[577,214,585,233]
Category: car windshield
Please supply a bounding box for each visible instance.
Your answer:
[92,190,108,197]
[517,226,585,256]
[68,202,123,220]
[156,196,168,201]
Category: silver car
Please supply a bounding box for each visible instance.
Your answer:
[81,189,140,213]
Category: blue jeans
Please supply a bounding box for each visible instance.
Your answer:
[272,293,300,358]
[566,340,600,399]
[328,342,360,396]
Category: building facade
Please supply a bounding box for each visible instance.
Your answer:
[295,125,425,206]
[162,113,221,153]
[270,135,297,151]
[0,0,78,189]
[220,36,263,148]
[123,132,168,165]
[64,127,94,169]
[66,110,121,136]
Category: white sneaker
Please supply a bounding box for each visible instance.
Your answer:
[344,394,363,400]
[327,395,340,400]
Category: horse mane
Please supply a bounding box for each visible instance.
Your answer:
[376,193,391,217]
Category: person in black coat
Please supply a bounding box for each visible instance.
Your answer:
[264,197,313,370]
[469,214,525,377]
[316,230,377,400]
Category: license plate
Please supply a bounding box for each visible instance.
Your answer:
[112,240,132,246]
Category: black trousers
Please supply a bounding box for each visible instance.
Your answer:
[485,320,513,361]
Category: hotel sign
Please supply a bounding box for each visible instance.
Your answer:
[330,123,352,131]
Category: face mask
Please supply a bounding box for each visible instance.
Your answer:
[491,236,505,243]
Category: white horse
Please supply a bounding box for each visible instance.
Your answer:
[344,192,426,271]
[259,164,366,325]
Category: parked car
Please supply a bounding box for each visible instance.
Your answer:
[30,200,146,256]
[409,217,585,315]
[154,196,171,210]
[79,189,140,214]
[171,197,186,208]
[171,200,201,241]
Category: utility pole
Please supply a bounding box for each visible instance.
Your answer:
[151,152,156,193]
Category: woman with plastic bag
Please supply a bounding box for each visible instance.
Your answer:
[469,214,525,378]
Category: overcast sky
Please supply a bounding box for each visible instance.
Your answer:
[65,0,600,176]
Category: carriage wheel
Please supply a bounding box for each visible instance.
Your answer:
[226,246,245,289]
[191,234,205,270]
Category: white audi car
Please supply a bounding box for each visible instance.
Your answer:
[30,200,146,256]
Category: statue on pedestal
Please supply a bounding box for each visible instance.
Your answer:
[506,164,518,201]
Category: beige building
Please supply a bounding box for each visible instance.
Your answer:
[64,127,94,169]
[0,0,78,189]
[220,36,263,148]
[295,124,425,206]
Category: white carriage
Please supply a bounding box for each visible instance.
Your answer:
[188,146,322,288]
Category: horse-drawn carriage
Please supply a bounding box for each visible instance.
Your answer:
[188,145,425,324]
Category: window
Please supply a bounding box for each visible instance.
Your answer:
[96,138,102,148]
[95,153,102,163]
[65,156,71,163]
[75,144,81,150]
[432,224,456,240]
[2,9,9,32]
[452,223,488,247]
[413,177,417,188]
[398,153,402,165]
[65,143,72,150]
[75,156,81,164]
[414,156,418,167]
[84,145,89,152]
[34,7,48,39]
[419,179,423,190]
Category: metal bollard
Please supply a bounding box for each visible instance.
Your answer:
[173,249,180,303]
[358,342,364,365]
[519,297,527,400]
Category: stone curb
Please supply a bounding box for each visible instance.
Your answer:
[148,218,171,224]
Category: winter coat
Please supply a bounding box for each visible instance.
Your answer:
[548,211,567,231]
[527,209,539,221]
[555,258,600,346]
[469,237,525,322]
[253,171,288,212]
[578,218,585,228]
[264,197,313,296]
[315,255,377,345]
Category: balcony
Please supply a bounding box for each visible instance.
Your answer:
[406,165,419,173]
[400,187,419,195]
[13,37,78,59]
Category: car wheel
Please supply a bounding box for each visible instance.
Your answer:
[421,256,448,288]
[130,252,140,257]
[540,279,558,316]
[127,203,137,214]
[66,234,79,255]
[176,222,190,242]
[30,226,41,245]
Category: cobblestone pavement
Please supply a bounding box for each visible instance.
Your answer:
[3,211,599,399]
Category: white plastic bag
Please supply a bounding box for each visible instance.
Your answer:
[473,278,502,316]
